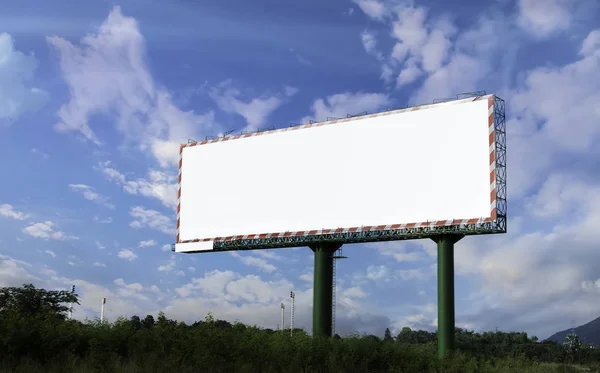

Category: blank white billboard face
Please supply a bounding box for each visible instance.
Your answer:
[176,95,496,252]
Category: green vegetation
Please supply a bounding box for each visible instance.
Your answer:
[1,284,599,373]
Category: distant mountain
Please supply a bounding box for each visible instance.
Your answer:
[545,316,600,346]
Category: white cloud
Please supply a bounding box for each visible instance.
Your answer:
[47,6,216,167]
[114,278,148,301]
[343,286,367,299]
[93,216,113,224]
[68,184,115,209]
[30,148,49,158]
[516,0,573,38]
[353,0,386,20]
[372,241,425,262]
[92,262,107,268]
[366,264,388,280]
[301,92,390,123]
[396,268,431,281]
[117,249,137,262]
[208,80,293,132]
[356,3,457,90]
[129,206,174,236]
[161,244,172,252]
[158,257,176,273]
[0,254,37,287]
[22,221,78,241]
[100,161,177,210]
[299,273,313,283]
[360,30,383,60]
[254,250,285,261]
[188,267,196,272]
[95,241,105,249]
[408,13,508,105]
[284,86,299,97]
[0,204,28,220]
[138,239,156,248]
[230,252,277,273]
[0,33,47,123]
[44,250,56,258]
[355,2,516,106]
[150,285,160,293]
[507,28,600,197]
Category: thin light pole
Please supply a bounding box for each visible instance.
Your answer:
[280,303,285,331]
[100,297,106,324]
[290,291,295,336]
[68,285,75,320]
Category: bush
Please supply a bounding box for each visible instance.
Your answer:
[0,284,597,373]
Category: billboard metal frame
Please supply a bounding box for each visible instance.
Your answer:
[175,93,506,253]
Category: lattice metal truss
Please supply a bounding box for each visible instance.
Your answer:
[182,93,507,253]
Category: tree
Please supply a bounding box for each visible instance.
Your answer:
[0,283,78,321]
[564,332,582,362]
[384,328,393,341]
[130,315,142,330]
[396,327,414,343]
[141,314,155,329]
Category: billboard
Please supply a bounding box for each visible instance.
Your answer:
[175,94,506,253]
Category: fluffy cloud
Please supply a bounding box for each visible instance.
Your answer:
[117,249,138,262]
[157,256,176,273]
[47,6,216,167]
[68,184,115,209]
[360,30,383,61]
[301,92,390,123]
[138,240,156,248]
[208,80,295,132]
[0,254,36,287]
[507,28,600,198]
[516,0,574,38]
[355,2,516,105]
[99,161,177,210]
[352,0,387,21]
[0,33,47,123]
[371,241,426,263]
[230,252,277,273]
[30,148,49,158]
[129,206,174,236]
[22,221,78,241]
[0,204,28,220]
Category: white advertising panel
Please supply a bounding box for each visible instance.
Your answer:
[175,95,496,252]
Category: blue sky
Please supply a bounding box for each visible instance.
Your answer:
[1,0,600,339]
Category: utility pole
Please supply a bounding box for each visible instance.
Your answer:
[280,303,285,331]
[101,297,106,324]
[290,291,295,336]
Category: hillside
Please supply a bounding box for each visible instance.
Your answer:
[546,316,600,346]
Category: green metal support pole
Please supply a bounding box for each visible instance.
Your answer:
[310,242,341,338]
[433,235,463,359]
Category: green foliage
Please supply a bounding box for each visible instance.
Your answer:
[1,284,599,373]
[564,332,582,356]
[0,283,78,321]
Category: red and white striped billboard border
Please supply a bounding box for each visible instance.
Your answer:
[176,94,497,245]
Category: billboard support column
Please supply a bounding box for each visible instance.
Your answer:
[310,242,342,338]
[433,234,463,359]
